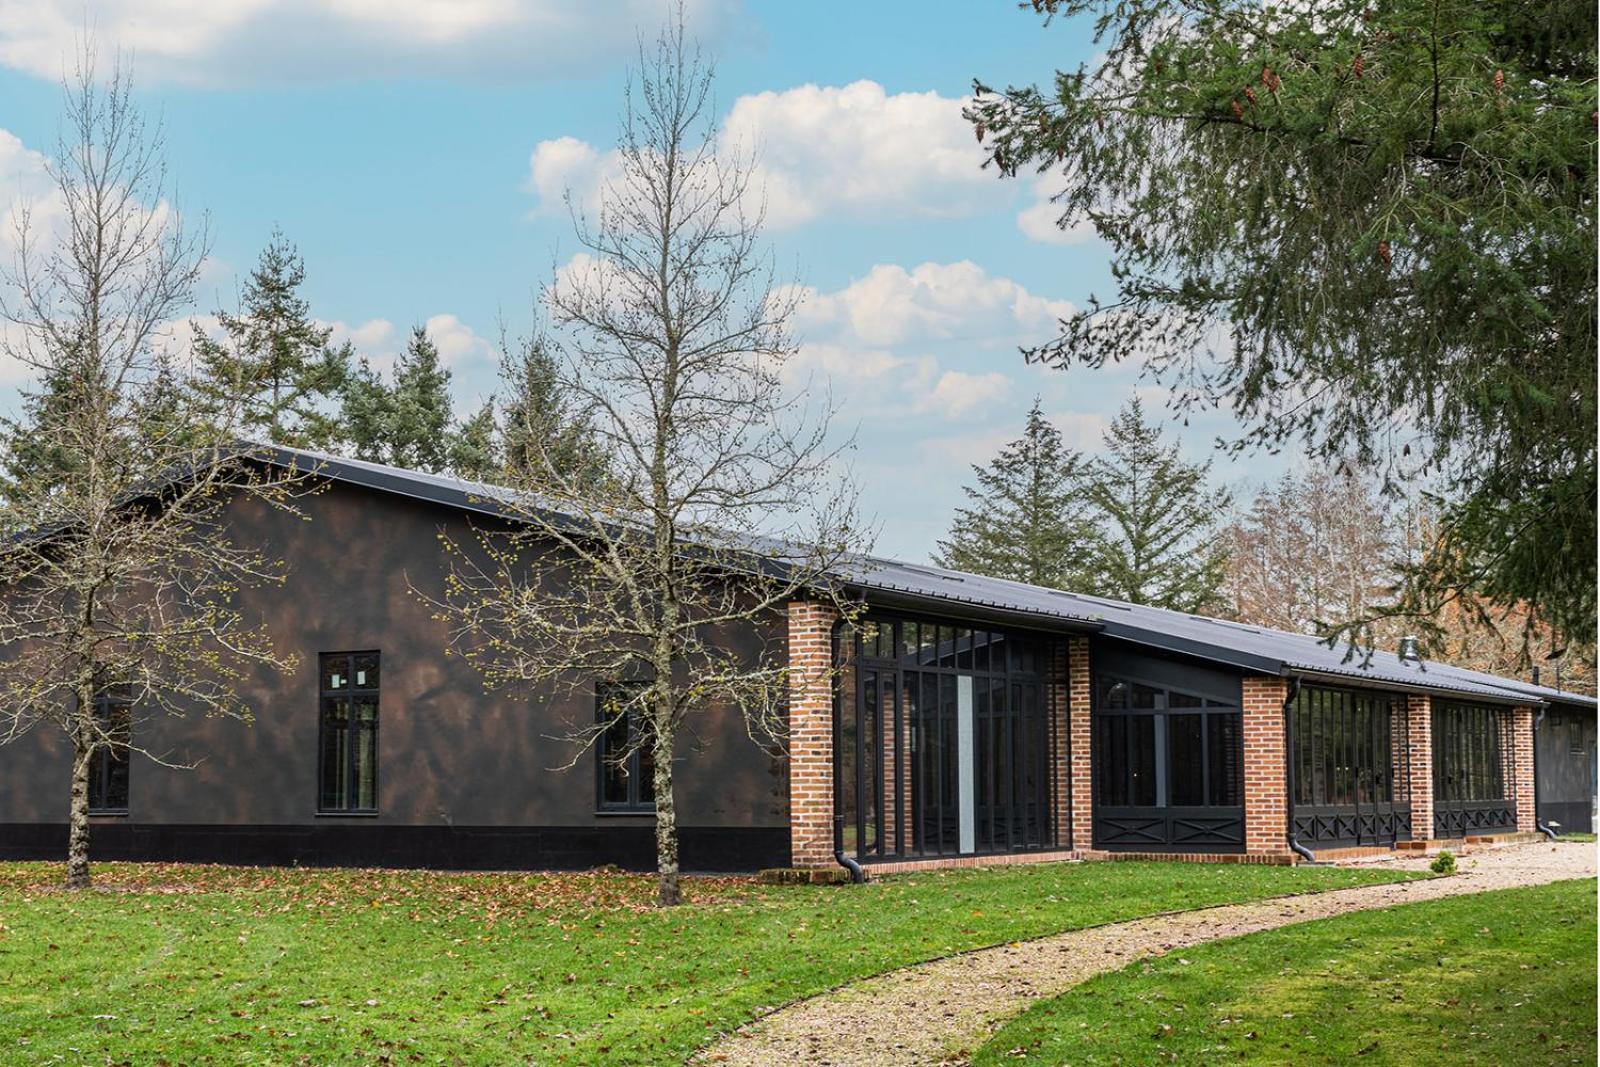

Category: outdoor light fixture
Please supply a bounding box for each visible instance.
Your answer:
[1398,635,1420,664]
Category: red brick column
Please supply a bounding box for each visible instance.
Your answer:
[788,601,839,869]
[1242,676,1291,856]
[1511,706,1537,832]
[1403,693,1434,841]
[1067,635,1093,851]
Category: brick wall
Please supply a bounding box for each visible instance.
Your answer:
[787,601,839,868]
[1067,635,1093,851]
[1402,693,1433,839]
[1511,705,1536,832]
[1242,676,1291,856]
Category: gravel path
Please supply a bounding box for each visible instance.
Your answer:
[698,842,1597,1066]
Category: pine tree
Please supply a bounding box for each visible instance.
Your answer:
[191,229,350,447]
[449,402,500,480]
[337,357,393,464]
[1080,398,1230,611]
[496,330,606,489]
[933,399,1093,588]
[385,327,454,473]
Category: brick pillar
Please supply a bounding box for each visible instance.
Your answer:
[1511,706,1537,832]
[1242,676,1291,856]
[1067,635,1093,851]
[1403,693,1434,841]
[787,601,839,868]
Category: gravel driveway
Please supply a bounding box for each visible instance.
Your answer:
[697,842,1597,1066]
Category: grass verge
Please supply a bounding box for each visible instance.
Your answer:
[974,877,1597,1066]
[0,858,1413,1065]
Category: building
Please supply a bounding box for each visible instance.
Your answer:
[1,447,1593,872]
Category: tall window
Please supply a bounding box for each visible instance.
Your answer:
[319,652,379,813]
[88,695,131,814]
[596,682,655,812]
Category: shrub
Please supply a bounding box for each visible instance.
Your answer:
[1430,850,1457,875]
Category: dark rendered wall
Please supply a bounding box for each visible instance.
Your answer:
[1537,706,1597,835]
[0,480,791,871]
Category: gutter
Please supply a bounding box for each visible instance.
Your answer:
[1280,675,1316,863]
[827,620,867,884]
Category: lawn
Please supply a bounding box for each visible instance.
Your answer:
[0,859,1413,1065]
[974,878,1598,1066]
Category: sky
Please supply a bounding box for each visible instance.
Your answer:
[0,0,1295,561]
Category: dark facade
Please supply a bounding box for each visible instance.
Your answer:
[1537,706,1597,835]
[0,479,790,871]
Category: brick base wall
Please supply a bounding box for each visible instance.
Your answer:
[1511,705,1536,832]
[1067,635,1093,850]
[1242,676,1291,855]
[787,601,838,868]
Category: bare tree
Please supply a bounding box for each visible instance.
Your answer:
[426,16,865,906]
[0,49,306,889]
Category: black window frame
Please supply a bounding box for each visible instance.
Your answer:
[87,693,132,816]
[595,681,656,814]
[317,651,380,815]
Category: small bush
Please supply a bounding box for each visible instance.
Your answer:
[1430,850,1457,875]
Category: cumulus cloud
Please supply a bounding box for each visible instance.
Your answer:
[1016,175,1098,247]
[0,0,740,87]
[527,80,1003,230]
[327,313,492,372]
[784,261,1075,422]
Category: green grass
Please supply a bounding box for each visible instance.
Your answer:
[974,878,1598,1067]
[1557,832,1596,843]
[0,859,1413,1065]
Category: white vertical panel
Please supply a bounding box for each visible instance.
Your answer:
[958,675,975,854]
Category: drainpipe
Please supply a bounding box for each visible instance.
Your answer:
[1282,676,1316,863]
[828,622,867,884]
[1531,708,1559,841]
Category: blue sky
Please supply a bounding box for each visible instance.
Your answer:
[0,0,1291,560]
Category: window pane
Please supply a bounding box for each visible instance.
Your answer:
[972,631,990,674]
[1168,714,1205,806]
[899,622,919,663]
[1130,684,1161,710]
[355,696,378,724]
[321,656,349,691]
[600,715,631,806]
[955,628,973,670]
[1168,691,1203,709]
[1129,716,1157,806]
[1104,680,1129,709]
[637,730,656,803]
[353,653,380,690]
[320,726,348,810]
[323,696,350,726]
[103,749,130,810]
[1208,714,1243,806]
[355,726,377,810]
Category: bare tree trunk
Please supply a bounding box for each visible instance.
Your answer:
[66,725,93,890]
[651,717,680,907]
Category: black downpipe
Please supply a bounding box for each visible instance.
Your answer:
[829,623,867,884]
[1282,677,1317,863]
[1531,708,1558,841]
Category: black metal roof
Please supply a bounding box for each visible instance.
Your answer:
[262,444,1597,712]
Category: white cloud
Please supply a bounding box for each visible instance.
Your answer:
[784,261,1074,422]
[0,0,740,87]
[326,313,491,372]
[527,80,1003,230]
[1016,175,1098,247]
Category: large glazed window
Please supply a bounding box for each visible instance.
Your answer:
[1091,672,1243,851]
[1287,684,1411,847]
[1431,700,1516,838]
[837,616,1060,862]
[318,652,379,813]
